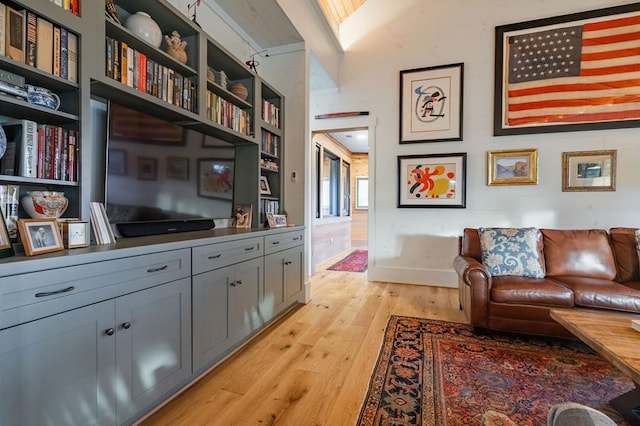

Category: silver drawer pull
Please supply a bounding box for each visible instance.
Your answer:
[35,286,75,298]
[147,265,169,273]
[293,237,300,241]
[208,254,222,259]
[244,247,255,251]
[271,241,280,245]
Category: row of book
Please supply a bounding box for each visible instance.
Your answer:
[0,4,78,82]
[48,0,80,16]
[206,90,253,137]
[261,129,280,157]
[0,184,18,239]
[262,99,281,129]
[259,198,279,225]
[106,36,197,113]
[260,157,279,172]
[0,119,78,182]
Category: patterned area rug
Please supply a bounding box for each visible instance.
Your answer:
[357,316,633,425]
[327,250,368,272]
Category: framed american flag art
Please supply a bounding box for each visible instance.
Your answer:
[494,3,640,136]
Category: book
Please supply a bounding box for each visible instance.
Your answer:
[0,4,6,57]
[3,184,18,239]
[105,37,113,79]
[3,120,37,178]
[112,39,120,82]
[25,11,36,67]
[5,6,25,63]
[36,17,53,74]
[66,129,76,181]
[67,31,77,82]
[36,125,45,178]
[59,27,68,79]
[126,46,133,87]
[52,25,60,76]
[138,52,146,94]
[53,125,62,179]
[71,0,79,16]
[120,41,128,86]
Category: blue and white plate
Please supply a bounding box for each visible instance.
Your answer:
[0,124,6,159]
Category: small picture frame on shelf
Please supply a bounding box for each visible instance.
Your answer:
[0,212,14,259]
[18,218,65,256]
[562,150,616,192]
[266,213,287,228]
[259,176,271,195]
[234,204,252,229]
[60,220,91,248]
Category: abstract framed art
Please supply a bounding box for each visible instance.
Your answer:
[399,63,464,143]
[494,3,640,136]
[562,149,616,192]
[397,153,466,208]
[487,149,538,186]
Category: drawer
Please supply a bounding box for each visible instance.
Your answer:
[0,248,191,330]
[192,236,263,275]
[264,230,304,255]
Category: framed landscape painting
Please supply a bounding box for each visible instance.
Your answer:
[562,150,616,192]
[397,153,466,208]
[400,63,464,143]
[494,3,640,135]
[487,149,538,186]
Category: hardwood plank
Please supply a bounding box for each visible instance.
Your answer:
[140,251,465,425]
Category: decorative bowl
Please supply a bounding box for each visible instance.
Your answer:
[125,11,162,48]
[21,191,69,218]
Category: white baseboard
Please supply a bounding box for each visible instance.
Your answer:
[370,266,458,288]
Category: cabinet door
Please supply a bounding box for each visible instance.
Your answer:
[230,257,263,341]
[284,246,304,300]
[192,265,233,372]
[0,301,115,426]
[262,251,286,322]
[115,278,192,425]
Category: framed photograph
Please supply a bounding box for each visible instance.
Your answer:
[399,62,463,143]
[166,156,189,180]
[108,149,126,176]
[17,218,64,256]
[137,157,157,180]
[60,220,90,248]
[355,176,368,209]
[234,204,252,229]
[0,212,14,259]
[198,158,234,199]
[494,3,640,136]
[397,153,466,208]
[259,176,271,195]
[562,150,616,192]
[487,149,538,186]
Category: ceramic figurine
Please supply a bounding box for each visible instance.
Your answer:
[164,30,188,64]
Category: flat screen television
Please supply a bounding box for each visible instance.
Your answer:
[105,101,236,237]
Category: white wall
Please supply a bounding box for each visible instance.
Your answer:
[306,0,640,287]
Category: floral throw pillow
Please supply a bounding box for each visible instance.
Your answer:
[478,227,545,278]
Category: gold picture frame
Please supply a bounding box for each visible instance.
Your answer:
[18,218,65,256]
[562,150,616,192]
[487,149,538,186]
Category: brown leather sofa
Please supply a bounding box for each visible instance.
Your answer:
[453,228,640,338]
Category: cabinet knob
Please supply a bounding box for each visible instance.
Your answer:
[236,280,243,286]
[105,328,115,336]
[121,322,131,330]
[284,260,292,265]
[230,281,237,287]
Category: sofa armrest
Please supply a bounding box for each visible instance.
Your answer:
[453,255,492,328]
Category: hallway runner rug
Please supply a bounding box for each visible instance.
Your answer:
[327,250,368,272]
[357,315,633,425]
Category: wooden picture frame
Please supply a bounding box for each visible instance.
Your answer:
[166,156,189,180]
[355,176,368,209]
[0,212,14,259]
[400,62,464,143]
[198,158,234,199]
[18,218,64,256]
[234,204,252,229]
[562,150,616,192]
[137,157,157,180]
[494,3,640,136]
[487,149,538,186]
[259,176,271,195]
[397,153,466,208]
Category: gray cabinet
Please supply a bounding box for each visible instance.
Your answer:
[262,230,304,322]
[192,238,264,373]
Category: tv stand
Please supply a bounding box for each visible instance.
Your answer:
[116,219,215,238]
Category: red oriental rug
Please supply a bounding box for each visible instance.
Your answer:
[327,250,368,272]
[357,316,633,425]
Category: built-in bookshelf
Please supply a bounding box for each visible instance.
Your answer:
[258,81,284,225]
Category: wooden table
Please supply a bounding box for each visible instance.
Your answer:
[550,309,640,425]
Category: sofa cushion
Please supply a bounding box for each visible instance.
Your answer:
[550,276,640,313]
[479,227,545,278]
[609,227,639,283]
[542,229,616,280]
[491,276,574,307]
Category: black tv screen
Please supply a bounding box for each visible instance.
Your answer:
[105,102,235,234]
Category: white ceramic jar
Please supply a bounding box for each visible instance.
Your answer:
[21,191,69,218]
[125,11,162,48]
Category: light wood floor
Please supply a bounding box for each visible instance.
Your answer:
[140,250,467,426]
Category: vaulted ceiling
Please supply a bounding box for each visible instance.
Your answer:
[316,0,367,28]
